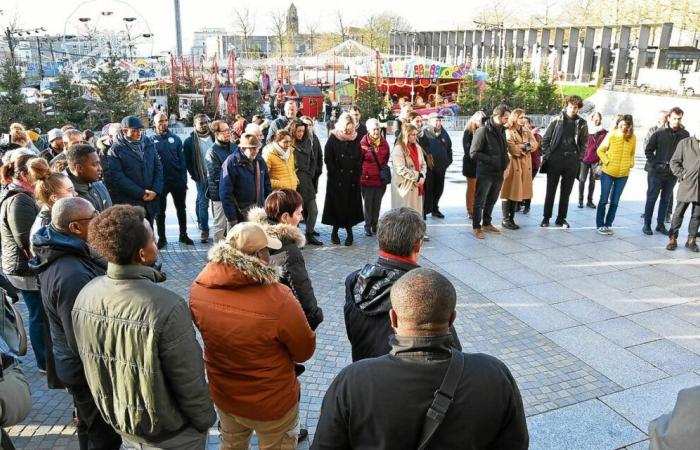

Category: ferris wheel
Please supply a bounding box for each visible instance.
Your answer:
[62,0,155,75]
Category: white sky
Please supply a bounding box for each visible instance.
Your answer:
[2,0,556,55]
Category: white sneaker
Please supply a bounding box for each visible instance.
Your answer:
[597,227,608,235]
[605,227,614,236]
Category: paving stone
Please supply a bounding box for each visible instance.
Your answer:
[628,310,700,354]
[553,299,619,324]
[588,317,660,348]
[485,289,580,333]
[441,260,514,293]
[627,339,700,375]
[624,440,650,450]
[527,399,646,450]
[601,372,700,431]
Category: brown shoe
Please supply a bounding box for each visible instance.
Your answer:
[483,224,501,234]
[473,228,486,239]
[201,231,209,243]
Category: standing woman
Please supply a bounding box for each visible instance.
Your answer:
[28,158,76,247]
[501,109,538,230]
[322,112,364,246]
[463,111,486,219]
[0,154,45,372]
[579,112,608,208]
[359,119,390,236]
[521,116,542,214]
[263,130,299,191]
[595,114,636,235]
[391,123,427,215]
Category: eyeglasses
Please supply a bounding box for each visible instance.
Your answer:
[71,210,98,223]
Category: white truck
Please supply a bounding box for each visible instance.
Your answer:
[682,72,700,96]
[636,68,683,94]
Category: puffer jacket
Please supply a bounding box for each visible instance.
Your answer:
[597,129,637,178]
[0,184,40,277]
[263,143,299,190]
[248,207,323,330]
[189,242,316,421]
[359,134,390,189]
[72,263,216,443]
[68,170,112,213]
[219,150,272,223]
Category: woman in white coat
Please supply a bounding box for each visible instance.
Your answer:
[391,123,427,215]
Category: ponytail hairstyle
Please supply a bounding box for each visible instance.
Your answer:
[28,158,70,206]
[0,153,36,185]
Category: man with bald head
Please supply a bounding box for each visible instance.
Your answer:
[314,268,528,450]
[29,197,122,449]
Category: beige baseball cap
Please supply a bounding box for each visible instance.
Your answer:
[226,222,282,253]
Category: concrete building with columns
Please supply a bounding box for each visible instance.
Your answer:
[389,23,700,83]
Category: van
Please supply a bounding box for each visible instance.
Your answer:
[636,68,683,93]
[682,72,700,96]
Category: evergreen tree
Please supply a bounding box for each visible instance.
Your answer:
[456,73,481,116]
[91,58,142,124]
[51,73,90,129]
[516,62,538,112]
[236,80,263,119]
[534,63,560,114]
[0,60,46,131]
[354,79,385,120]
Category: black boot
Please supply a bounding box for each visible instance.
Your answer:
[501,201,518,230]
[344,227,354,246]
[522,199,531,215]
[331,226,340,245]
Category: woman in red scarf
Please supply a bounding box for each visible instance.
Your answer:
[359,119,390,236]
[390,123,426,215]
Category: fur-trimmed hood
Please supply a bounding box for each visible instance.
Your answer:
[196,241,279,288]
[247,207,306,248]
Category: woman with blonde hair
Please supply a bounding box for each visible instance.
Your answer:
[322,112,364,246]
[391,123,427,215]
[263,129,299,191]
[28,158,76,246]
[501,109,538,229]
[463,111,486,219]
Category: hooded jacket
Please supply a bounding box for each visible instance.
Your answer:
[469,117,509,177]
[0,184,39,277]
[68,170,112,213]
[344,255,461,362]
[29,225,107,386]
[247,207,323,330]
[72,263,216,443]
[189,242,316,421]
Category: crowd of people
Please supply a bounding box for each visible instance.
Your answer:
[0,93,698,450]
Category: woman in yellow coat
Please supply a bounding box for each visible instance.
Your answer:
[595,114,636,235]
[263,130,299,190]
[501,109,538,230]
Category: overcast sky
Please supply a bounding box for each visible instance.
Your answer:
[2,0,557,55]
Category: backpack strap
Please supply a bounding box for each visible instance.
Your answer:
[417,349,465,450]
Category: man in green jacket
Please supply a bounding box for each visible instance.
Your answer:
[72,205,216,448]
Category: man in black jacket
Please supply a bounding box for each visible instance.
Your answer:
[344,207,460,362]
[266,100,298,143]
[314,268,528,450]
[29,197,122,450]
[66,144,112,213]
[470,104,510,239]
[426,113,453,218]
[541,95,588,228]
[643,107,690,236]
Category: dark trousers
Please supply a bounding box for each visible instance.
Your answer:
[68,384,122,450]
[473,175,503,229]
[522,168,538,208]
[669,201,700,239]
[644,173,676,227]
[156,186,188,239]
[361,186,385,230]
[431,170,446,212]
[543,154,579,221]
[578,161,596,203]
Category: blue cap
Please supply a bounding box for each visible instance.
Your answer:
[120,115,144,129]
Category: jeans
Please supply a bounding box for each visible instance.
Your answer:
[596,172,628,228]
[68,384,122,450]
[543,153,579,221]
[195,180,209,233]
[19,289,46,370]
[669,202,700,239]
[361,186,385,231]
[217,403,299,450]
[578,161,596,203]
[644,173,676,227]
[473,175,503,229]
[156,186,188,239]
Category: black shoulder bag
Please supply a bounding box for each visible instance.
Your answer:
[417,349,465,450]
[369,149,392,186]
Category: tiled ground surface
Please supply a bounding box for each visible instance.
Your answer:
[7,129,700,449]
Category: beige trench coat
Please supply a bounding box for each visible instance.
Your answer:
[390,143,427,214]
[501,127,538,201]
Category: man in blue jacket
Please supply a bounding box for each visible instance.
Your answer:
[152,113,194,249]
[220,133,271,226]
[106,116,164,225]
[206,120,237,243]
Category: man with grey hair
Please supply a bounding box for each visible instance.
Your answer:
[48,129,84,169]
[29,197,122,449]
[266,100,298,143]
[343,207,461,361]
[315,268,528,449]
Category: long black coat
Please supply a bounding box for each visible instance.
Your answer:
[322,134,364,228]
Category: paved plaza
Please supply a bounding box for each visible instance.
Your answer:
[7,129,700,449]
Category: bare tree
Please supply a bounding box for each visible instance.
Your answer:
[233,7,256,57]
[269,10,287,57]
[305,21,319,55]
[1,11,22,65]
[336,11,349,43]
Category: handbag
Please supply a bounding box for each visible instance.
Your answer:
[1,288,27,357]
[369,149,391,186]
[593,162,603,180]
[417,349,464,450]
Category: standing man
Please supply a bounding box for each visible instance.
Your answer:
[640,110,668,219]
[183,114,214,243]
[206,120,237,243]
[106,116,163,226]
[292,120,323,245]
[152,112,194,249]
[469,104,510,239]
[30,197,122,450]
[540,95,588,228]
[643,107,689,235]
[349,106,367,141]
[666,132,700,252]
[301,116,324,199]
[66,144,112,213]
[266,100,298,143]
[39,129,64,163]
[314,268,528,450]
[72,205,216,448]
[426,113,453,218]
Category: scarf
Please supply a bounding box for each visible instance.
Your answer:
[272,142,290,161]
[331,129,358,142]
[589,124,604,135]
[369,135,382,149]
[116,131,145,160]
[190,131,210,181]
[407,143,424,196]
